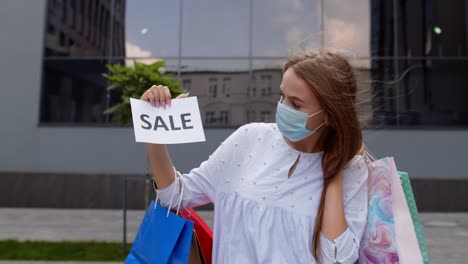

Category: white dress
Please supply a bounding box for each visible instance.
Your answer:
[156,122,369,264]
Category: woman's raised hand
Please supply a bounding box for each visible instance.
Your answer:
[140,85,189,108]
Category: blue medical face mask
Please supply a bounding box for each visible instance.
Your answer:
[275,95,326,142]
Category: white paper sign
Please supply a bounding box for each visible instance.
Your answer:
[130,96,206,144]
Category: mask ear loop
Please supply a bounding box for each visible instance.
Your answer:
[306,109,326,131]
[312,121,327,131]
[307,109,324,118]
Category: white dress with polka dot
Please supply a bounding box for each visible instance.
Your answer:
[156,122,368,264]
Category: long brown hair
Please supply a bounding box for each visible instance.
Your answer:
[283,50,363,261]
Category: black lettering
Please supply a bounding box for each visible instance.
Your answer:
[181,113,194,129]
[153,116,169,131]
[169,115,181,130]
[140,114,152,129]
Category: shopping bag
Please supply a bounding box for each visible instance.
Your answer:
[126,168,207,263]
[358,157,399,263]
[358,154,429,264]
[181,209,213,264]
[188,229,207,264]
[398,172,430,264]
[125,200,194,264]
[388,157,424,264]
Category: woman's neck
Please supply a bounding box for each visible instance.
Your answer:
[283,131,325,153]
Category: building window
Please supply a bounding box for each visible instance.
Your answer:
[62,0,67,23]
[205,111,216,125]
[77,0,84,33]
[261,75,272,96]
[59,32,66,47]
[37,0,468,128]
[260,111,272,122]
[47,24,55,35]
[248,76,256,97]
[222,77,231,97]
[247,110,257,122]
[220,111,229,125]
[86,0,92,40]
[204,111,229,126]
[182,79,192,92]
[70,0,76,29]
[99,4,105,50]
[209,78,218,99]
[41,0,123,124]
[40,60,109,123]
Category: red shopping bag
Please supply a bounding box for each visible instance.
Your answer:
[181,209,213,264]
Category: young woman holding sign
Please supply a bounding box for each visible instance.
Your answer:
[141,50,368,264]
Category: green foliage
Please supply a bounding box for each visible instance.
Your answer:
[102,60,185,126]
[0,240,131,261]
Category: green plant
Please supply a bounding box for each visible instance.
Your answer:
[0,240,131,261]
[103,60,185,126]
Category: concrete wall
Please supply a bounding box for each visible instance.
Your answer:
[0,0,46,172]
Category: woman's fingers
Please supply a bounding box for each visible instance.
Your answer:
[149,87,158,107]
[143,85,190,108]
[144,86,155,106]
[140,86,149,101]
[153,85,167,108]
[154,86,164,107]
[175,92,189,99]
[162,86,171,107]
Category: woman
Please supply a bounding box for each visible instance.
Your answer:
[141,50,368,264]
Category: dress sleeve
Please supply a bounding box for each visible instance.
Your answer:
[319,155,369,264]
[155,123,249,210]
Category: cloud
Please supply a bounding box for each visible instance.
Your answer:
[322,0,370,57]
[325,18,361,50]
[125,41,162,66]
[125,41,153,57]
[324,17,370,68]
[285,26,322,54]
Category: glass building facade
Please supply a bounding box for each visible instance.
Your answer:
[40,0,468,128]
[371,0,468,127]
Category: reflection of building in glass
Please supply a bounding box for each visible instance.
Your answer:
[371,0,468,126]
[44,0,125,57]
[41,0,126,123]
[178,67,372,128]
[178,69,280,127]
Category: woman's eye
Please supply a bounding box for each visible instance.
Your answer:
[292,102,299,108]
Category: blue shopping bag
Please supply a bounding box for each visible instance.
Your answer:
[125,199,195,264]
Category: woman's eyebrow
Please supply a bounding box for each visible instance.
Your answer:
[289,96,304,103]
[280,87,304,103]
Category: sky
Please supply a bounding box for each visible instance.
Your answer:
[124,0,370,69]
